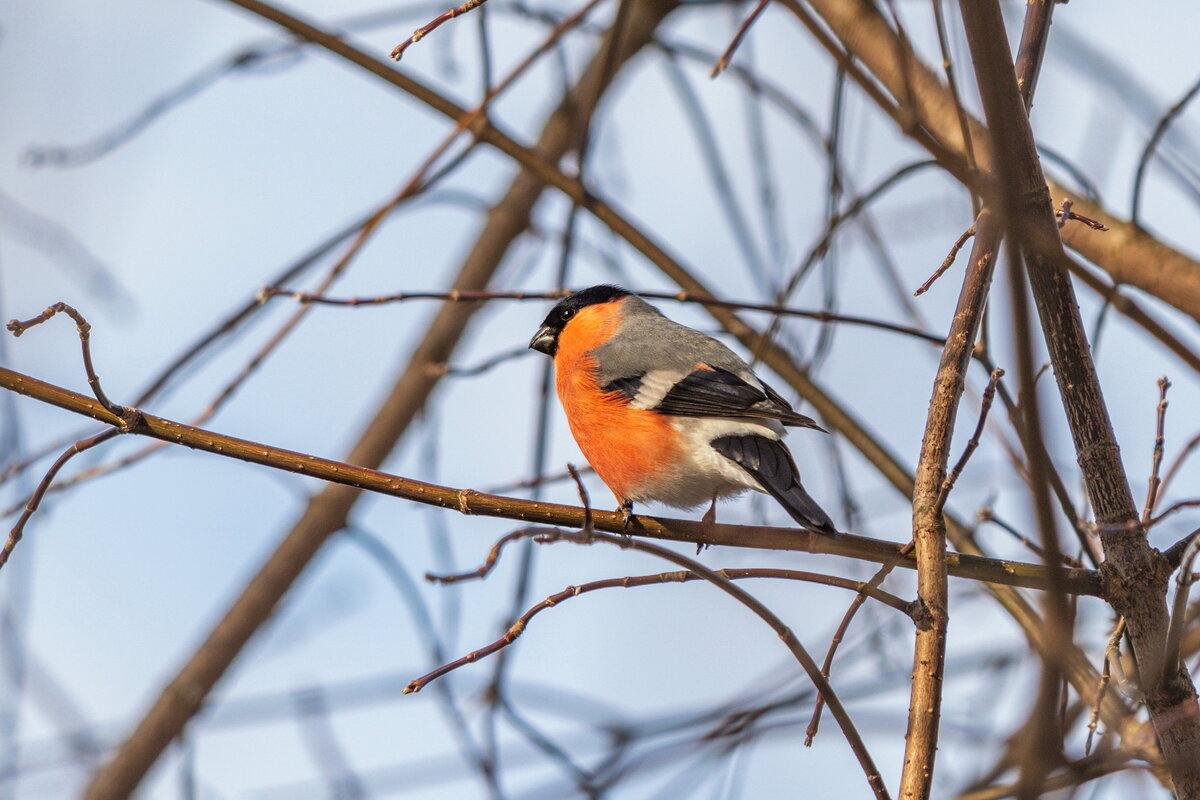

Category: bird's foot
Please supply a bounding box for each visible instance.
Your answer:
[618,501,636,537]
[697,495,717,554]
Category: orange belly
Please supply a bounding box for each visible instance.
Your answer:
[555,354,680,505]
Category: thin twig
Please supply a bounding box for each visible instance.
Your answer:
[1159,431,1200,511]
[976,508,1083,568]
[414,566,919,693]
[768,160,940,331]
[391,0,490,60]
[482,465,593,496]
[936,368,1004,512]
[566,463,593,535]
[914,221,978,296]
[1132,71,1200,226]
[710,0,770,78]
[7,303,124,418]
[426,530,534,584]
[408,526,895,800]
[1086,617,1126,755]
[1055,198,1107,231]
[1146,499,1200,531]
[1161,535,1200,690]
[929,0,979,213]
[0,429,120,571]
[1143,377,1171,524]
[805,540,916,746]
[261,285,953,348]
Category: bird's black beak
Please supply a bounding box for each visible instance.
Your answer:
[529,325,557,355]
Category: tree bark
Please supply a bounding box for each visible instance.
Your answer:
[958,2,1200,796]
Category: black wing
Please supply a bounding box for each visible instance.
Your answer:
[602,376,642,403]
[605,365,822,428]
[711,434,836,534]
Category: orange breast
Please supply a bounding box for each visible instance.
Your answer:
[554,304,680,504]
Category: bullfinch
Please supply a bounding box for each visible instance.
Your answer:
[529,285,836,534]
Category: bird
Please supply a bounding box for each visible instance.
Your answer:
[528,285,836,534]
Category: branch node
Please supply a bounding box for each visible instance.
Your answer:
[457,488,475,515]
[8,302,126,418]
[1056,197,1108,231]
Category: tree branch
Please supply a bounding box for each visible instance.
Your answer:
[958,1,1200,794]
[788,0,1200,326]
[899,2,1061,791]
[0,365,1101,596]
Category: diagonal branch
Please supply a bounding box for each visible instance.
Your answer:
[788,0,1200,326]
[78,3,681,796]
[1,428,121,571]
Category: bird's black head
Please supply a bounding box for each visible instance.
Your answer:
[528,285,632,356]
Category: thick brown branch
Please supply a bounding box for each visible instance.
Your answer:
[958,1,1200,794]
[792,0,1200,325]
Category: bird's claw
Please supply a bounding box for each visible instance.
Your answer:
[619,501,636,537]
[696,495,717,553]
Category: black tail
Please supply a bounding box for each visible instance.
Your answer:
[711,434,837,534]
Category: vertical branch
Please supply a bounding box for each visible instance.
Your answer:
[957,1,1200,796]
[903,210,1000,799]
[900,4,1060,796]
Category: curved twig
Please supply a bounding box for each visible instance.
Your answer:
[0,428,120,571]
[408,526,895,800]
[1132,72,1200,225]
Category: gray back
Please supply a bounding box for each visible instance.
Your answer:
[591,297,752,384]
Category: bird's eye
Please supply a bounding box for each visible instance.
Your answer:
[559,307,574,321]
